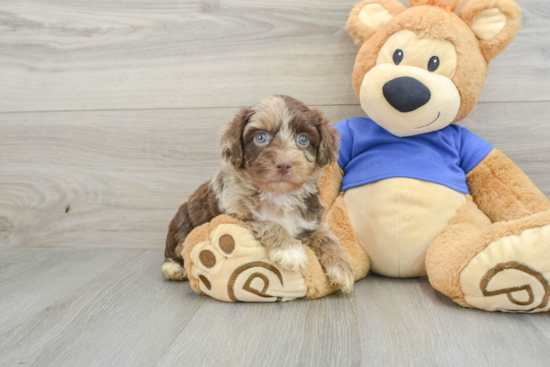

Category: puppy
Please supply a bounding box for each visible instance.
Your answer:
[162,95,354,290]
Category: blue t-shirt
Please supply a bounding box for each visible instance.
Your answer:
[335,118,493,194]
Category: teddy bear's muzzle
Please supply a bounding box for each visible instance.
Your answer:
[383,76,431,113]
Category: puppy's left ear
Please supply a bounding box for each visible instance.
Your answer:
[311,110,339,168]
[220,107,254,168]
[459,0,521,62]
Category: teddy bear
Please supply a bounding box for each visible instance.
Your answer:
[180,0,550,313]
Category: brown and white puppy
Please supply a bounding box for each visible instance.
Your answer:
[162,95,354,290]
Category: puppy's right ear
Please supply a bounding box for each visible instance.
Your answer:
[311,109,340,168]
[346,0,406,45]
[220,107,254,169]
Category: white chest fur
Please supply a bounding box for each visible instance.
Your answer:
[212,166,320,239]
[250,192,318,238]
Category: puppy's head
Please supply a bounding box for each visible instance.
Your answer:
[221,95,339,194]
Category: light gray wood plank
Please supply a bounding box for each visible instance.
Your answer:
[0,248,548,367]
[160,275,550,367]
[353,277,550,367]
[0,0,548,113]
[1,101,549,249]
[0,248,145,335]
[0,248,205,367]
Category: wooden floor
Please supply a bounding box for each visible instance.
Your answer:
[1,0,549,366]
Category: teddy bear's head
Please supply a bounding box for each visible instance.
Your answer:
[346,0,521,137]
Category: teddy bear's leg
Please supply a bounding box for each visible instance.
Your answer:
[181,215,309,302]
[324,193,371,283]
[426,197,550,313]
[181,215,353,302]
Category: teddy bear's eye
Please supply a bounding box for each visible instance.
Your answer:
[428,56,440,72]
[393,49,404,65]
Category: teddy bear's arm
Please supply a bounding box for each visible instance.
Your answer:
[466,149,550,222]
[318,163,344,212]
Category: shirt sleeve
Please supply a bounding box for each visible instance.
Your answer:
[457,126,494,173]
[334,119,353,170]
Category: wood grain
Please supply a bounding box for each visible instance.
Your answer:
[1,1,549,365]
[0,248,206,367]
[0,248,548,367]
[1,102,549,250]
[0,0,548,113]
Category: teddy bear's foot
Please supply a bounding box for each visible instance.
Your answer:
[161,260,187,280]
[186,223,308,302]
[460,223,550,313]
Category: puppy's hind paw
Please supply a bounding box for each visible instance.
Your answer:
[269,242,309,272]
[326,265,355,292]
[162,261,187,280]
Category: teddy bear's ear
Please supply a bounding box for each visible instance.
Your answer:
[346,0,406,45]
[459,0,521,62]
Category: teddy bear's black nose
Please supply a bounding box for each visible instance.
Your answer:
[383,77,431,113]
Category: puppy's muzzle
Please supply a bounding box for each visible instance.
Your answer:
[275,160,292,175]
[383,77,431,113]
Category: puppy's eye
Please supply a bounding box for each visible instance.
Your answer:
[393,49,404,65]
[254,133,269,145]
[296,134,309,147]
[428,56,440,72]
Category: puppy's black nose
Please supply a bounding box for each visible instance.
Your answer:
[275,160,292,174]
[383,77,431,113]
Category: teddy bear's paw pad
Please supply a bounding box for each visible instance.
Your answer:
[162,261,187,280]
[460,224,550,313]
[189,224,307,302]
[269,241,309,272]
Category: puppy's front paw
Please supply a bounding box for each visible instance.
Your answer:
[162,261,187,280]
[269,241,308,272]
[326,264,355,292]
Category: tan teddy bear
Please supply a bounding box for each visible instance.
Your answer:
[180,0,550,312]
